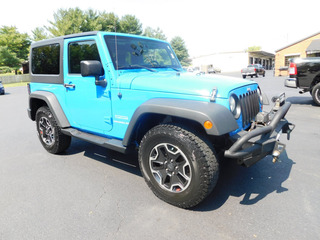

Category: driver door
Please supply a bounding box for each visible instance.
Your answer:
[63,37,113,135]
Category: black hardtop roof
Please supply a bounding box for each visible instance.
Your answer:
[31,31,99,47]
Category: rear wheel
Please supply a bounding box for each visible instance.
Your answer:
[138,124,219,208]
[35,106,71,153]
[311,83,320,106]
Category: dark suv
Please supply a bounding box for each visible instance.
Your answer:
[0,81,5,95]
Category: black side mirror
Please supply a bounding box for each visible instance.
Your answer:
[81,60,103,77]
[80,60,107,88]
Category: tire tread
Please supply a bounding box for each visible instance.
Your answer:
[139,123,219,208]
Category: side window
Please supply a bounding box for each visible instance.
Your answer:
[68,40,101,74]
[32,44,60,74]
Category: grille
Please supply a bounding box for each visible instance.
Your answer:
[239,90,260,128]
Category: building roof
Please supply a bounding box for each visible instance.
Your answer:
[249,50,275,58]
[306,39,320,54]
[192,50,274,59]
[276,32,320,52]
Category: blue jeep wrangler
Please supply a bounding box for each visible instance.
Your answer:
[27,31,294,208]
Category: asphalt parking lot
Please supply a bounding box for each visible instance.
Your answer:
[0,70,319,239]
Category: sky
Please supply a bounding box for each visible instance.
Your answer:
[1,0,319,57]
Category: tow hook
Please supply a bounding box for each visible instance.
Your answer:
[282,122,295,140]
[272,122,295,163]
[272,141,286,163]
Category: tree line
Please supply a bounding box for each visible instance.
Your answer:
[0,8,190,74]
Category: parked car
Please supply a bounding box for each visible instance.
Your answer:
[241,64,266,78]
[285,57,320,106]
[208,66,221,74]
[0,81,5,95]
[27,31,294,208]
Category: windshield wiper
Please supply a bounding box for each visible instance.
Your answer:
[154,66,182,72]
[168,67,182,72]
[129,65,157,72]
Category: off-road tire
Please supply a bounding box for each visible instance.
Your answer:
[311,83,320,106]
[138,124,219,208]
[35,106,71,154]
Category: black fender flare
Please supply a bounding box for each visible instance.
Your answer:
[122,98,238,146]
[28,91,70,128]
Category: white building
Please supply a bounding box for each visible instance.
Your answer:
[191,50,274,73]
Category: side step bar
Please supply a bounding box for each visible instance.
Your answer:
[61,128,127,153]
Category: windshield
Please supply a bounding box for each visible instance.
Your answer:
[104,35,181,70]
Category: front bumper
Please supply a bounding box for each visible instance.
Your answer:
[224,102,293,167]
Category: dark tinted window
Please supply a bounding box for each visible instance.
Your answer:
[32,44,60,75]
[68,40,100,74]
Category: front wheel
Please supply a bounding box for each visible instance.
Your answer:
[311,83,320,106]
[35,106,71,153]
[138,124,219,208]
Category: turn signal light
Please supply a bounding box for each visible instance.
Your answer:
[204,121,213,129]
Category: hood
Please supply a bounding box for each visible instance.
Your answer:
[117,70,257,99]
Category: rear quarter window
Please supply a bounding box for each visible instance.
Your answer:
[31,44,60,75]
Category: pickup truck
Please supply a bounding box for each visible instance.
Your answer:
[27,31,294,208]
[241,64,266,78]
[285,57,320,106]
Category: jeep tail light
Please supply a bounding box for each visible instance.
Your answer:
[288,63,297,75]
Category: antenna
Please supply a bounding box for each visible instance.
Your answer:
[114,19,122,99]
[115,22,119,72]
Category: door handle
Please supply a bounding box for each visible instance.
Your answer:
[64,83,75,89]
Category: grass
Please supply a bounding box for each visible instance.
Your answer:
[3,82,30,88]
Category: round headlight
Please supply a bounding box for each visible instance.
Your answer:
[229,95,241,119]
[230,96,236,112]
[257,87,263,104]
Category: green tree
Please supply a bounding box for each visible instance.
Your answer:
[0,46,21,70]
[32,27,49,41]
[119,15,143,35]
[46,8,87,36]
[0,26,30,60]
[170,36,190,66]
[143,27,167,40]
[0,26,30,73]
[97,12,120,32]
[81,9,100,32]
[45,8,141,36]
[247,46,261,51]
